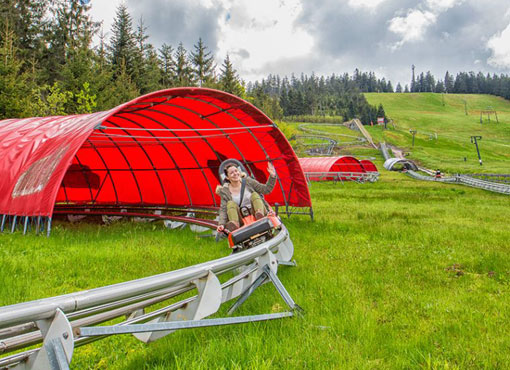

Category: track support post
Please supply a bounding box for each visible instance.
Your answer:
[131,270,222,343]
[22,309,74,370]
[228,264,302,316]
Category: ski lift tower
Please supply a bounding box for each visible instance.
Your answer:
[480,106,499,124]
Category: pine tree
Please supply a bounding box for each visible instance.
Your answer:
[411,64,416,92]
[248,85,283,120]
[174,42,193,86]
[476,72,486,93]
[45,0,100,113]
[99,59,139,109]
[425,71,435,92]
[191,38,215,87]
[109,4,136,78]
[0,0,48,64]
[435,81,445,93]
[158,43,175,87]
[395,82,403,93]
[141,48,162,93]
[219,54,244,97]
[131,16,148,90]
[96,27,108,72]
[444,71,454,93]
[0,22,34,118]
[418,72,425,92]
[376,103,386,122]
[88,27,116,112]
[52,0,98,55]
[453,72,468,93]
[132,16,161,93]
[41,0,98,86]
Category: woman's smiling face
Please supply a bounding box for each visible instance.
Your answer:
[226,165,241,183]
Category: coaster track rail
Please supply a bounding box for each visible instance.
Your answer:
[0,226,297,369]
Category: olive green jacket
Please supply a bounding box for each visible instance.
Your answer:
[215,175,276,226]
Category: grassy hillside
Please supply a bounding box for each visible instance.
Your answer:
[364,93,510,173]
[1,173,509,368]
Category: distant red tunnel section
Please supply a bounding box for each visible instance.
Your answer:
[0,88,312,219]
[360,159,378,172]
[299,156,378,182]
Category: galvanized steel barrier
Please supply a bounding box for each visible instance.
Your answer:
[304,171,379,184]
[405,170,458,183]
[0,226,298,369]
[455,175,510,195]
[466,173,510,184]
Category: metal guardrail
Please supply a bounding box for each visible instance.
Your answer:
[405,171,510,194]
[0,226,298,369]
[304,171,379,183]
[456,175,510,195]
[405,170,458,183]
[466,173,510,184]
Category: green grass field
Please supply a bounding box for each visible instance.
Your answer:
[1,93,510,368]
[2,170,509,369]
[364,93,510,174]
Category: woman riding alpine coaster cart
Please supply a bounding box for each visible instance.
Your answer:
[216,160,282,252]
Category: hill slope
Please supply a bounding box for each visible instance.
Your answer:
[364,93,510,173]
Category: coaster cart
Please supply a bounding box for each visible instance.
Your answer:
[218,159,284,253]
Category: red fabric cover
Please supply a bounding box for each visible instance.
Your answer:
[360,160,378,172]
[299,156,366,174]
[0,88,311,217]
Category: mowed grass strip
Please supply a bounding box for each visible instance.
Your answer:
[1,172,509,369]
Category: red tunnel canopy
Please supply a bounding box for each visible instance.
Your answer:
[299,156,366,173]
[360,159,378,172]
[299,156,377,181]
[0,88,311,218]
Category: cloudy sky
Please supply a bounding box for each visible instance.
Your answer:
[89,0,510,87]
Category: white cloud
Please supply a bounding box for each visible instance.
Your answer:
[426,0,464,12]
[348,0,387,9]
[89,0,123,36]
[216,0,314,81]
[387,0,465,51]
[487,22,510,68]
[388,9,436,49]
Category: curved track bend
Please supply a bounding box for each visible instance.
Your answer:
[0,226,298,369]
[380,142,510,195]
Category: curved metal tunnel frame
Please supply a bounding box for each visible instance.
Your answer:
[0,89,314,235]
[73,96,274,208]
[60,94,308,222]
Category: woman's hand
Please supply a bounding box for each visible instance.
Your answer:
[217,224,225,232]
[267,162,276,177]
